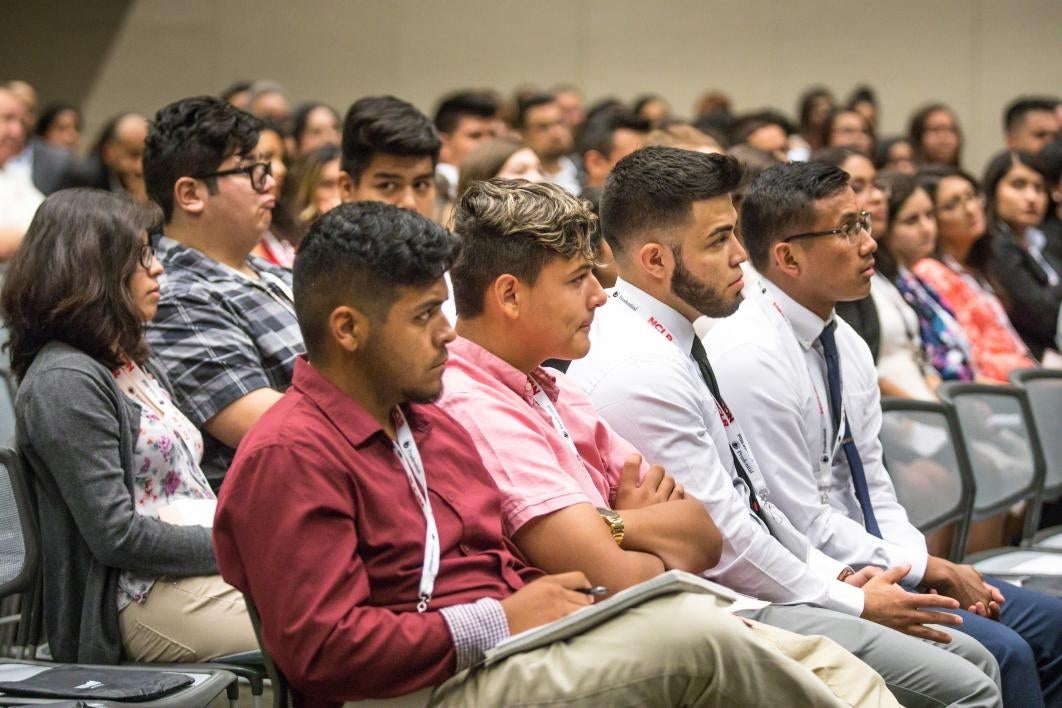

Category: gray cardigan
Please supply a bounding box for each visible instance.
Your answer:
[15,341,217,663]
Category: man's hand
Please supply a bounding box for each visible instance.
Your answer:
[924,556,1003,619]
[860,564,964,643]
[499,572,594,635]
[614,454,684,509]
[844,565,884,588]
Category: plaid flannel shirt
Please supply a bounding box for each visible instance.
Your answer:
[146,236,305,484]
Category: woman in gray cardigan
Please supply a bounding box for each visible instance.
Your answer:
[0,189,256,664]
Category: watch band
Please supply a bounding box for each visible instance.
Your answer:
[596,507,625,547]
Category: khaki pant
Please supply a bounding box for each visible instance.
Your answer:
[428,593,899,708]
[119,574,258,662]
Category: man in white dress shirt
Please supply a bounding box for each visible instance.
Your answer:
[705,159,1062,707]
[568,146,1001,708]
[0,87,44,259]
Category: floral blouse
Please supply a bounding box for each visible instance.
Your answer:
[914,256,1036,382]
[112,361,214,610]
[894,267,976,382]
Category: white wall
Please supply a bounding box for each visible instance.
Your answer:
[78,0,1062,173]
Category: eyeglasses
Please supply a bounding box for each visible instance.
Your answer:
[781,211,872,247]
[138,243,155,269]
[935,191,984,215]
[193,161,273,193]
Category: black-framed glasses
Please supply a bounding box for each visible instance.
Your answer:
[781,210,872,247]
[138,243,155,269]
[193,161,273,193]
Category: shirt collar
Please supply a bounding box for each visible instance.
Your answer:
[449,336,559,404]
[156,234,285,282]
[759,277,833,351]
[292,356,431,448]
[611,277,696,354]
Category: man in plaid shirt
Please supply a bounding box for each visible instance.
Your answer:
[142,96,304,486]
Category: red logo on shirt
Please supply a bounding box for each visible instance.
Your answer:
[648,317,673,341]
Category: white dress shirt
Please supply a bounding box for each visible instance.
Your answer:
[705,275,929,585]
[568,278,864,615]
[0,157,43,231]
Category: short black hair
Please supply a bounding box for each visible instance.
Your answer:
[740,161,851,270]
[812,145,868,168]
[516,93,556,129]
[340,96,441,183]
[577,109,650,158]
[730,110,793,146]
[601,146,744,256]
[143,96,262,221]
[293,201,459,360]
[1004,96,1059,133]
[433,91,498,134]
[34,102,80,138]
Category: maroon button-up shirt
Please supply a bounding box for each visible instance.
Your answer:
[214,357,539,706]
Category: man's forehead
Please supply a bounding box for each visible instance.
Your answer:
[813,187,858,223]
[365,153,435,175]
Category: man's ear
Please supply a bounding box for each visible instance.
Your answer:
[771,241,803,279]
[635,240,673,284]
[338,170,357,202]
[330,305,371,353]
[173,176,206,216]
[488,274,522,320]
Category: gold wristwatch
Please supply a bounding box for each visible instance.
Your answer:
[596,507,625,547]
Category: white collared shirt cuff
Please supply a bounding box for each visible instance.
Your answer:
[827,578,866,616]
[902,547,930,587]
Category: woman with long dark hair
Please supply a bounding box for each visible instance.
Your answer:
[914,166,1036,380]
[1,189,256,663]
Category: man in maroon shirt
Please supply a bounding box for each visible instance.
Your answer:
[214,200,880,707]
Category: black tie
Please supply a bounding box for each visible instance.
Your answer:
[690,337,769,526]
[818,321,882,538]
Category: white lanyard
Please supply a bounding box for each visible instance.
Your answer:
[613,287,771,501]
[531,383,581,461]
[391,407,440,612]
[759,282,845,504]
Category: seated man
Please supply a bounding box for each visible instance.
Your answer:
[213,200,877,708]
[442,175,1001,708]
[706,160,1062,707]
[143,96,304,485]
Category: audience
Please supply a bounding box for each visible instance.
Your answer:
[706,160,1062,707]
[909,103,963,167]
[291,101,340,156]
[142,96,304,487]
[62,112,150,202]
[983,149,1061,359]
[0,86,43,258]
[1,189,257,663]
[5,69,1062,706]
[34,102,81,152]
[567,147,1000,707]
[433,90,499,203]
[212,201,863,707]
[517,93,580,195]
[915,166,1037,381]
[1003,97,1060,155]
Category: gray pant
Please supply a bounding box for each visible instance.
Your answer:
[742,604,1003,708]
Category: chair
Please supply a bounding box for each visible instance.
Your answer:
[0,447,236,706]
[878,397,975,563]
[1009,368,1062,550]
[937,383,1062,583]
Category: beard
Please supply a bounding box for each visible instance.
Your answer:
[671,248,742,318]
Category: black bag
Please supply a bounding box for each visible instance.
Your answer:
[0,665,193,701]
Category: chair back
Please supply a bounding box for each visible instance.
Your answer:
[244,597,291,708]
[0,448,38,603]
[879,397,974,562]
[938,382,1046,543]
[0,372,17,449]
[1010,368,1062,503]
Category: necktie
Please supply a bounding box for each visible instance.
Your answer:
[818,321,882,538]
[690,336,769,526]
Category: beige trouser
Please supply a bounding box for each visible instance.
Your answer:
[118,574,258,662]
[428,593,899,708]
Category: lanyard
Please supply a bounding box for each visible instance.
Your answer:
[613,287,772,501]
[759,282,845,505]
[531,383,582,461]
[391,407,440,612]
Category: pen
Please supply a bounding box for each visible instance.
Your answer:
[575,586,608,596]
